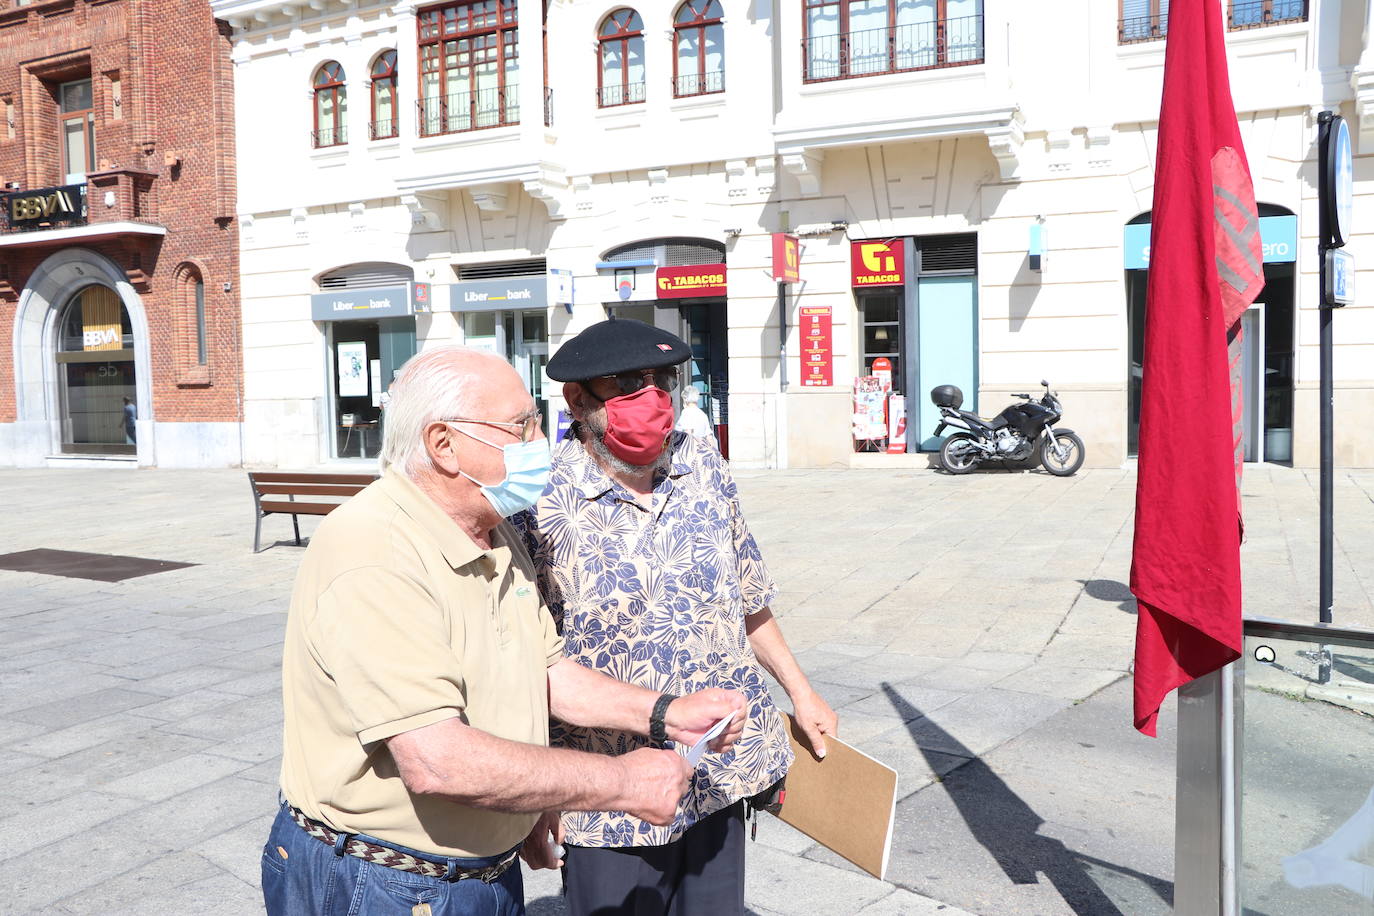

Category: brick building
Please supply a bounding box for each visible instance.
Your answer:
[0,0,240,468]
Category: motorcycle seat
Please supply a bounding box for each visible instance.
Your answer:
[954,409,1004,429]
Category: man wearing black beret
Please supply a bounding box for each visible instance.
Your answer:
[514,318,838,915]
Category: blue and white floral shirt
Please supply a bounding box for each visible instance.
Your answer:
[514,431,793,847]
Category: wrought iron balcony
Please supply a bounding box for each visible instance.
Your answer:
[417,86,519,138]
[802,15,984,83]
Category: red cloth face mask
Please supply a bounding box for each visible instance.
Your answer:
[601,386,674,466]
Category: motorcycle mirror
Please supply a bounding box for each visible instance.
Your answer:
[1041,379,1049,387]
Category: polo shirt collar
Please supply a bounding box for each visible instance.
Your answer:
[378,469,486,569]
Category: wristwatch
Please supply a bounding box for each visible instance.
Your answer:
[650,692,678,746]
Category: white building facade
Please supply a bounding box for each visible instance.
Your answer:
[213,0,1374,470]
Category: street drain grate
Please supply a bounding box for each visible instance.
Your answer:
[0,548,197,582]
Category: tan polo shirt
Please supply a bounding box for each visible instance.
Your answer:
[279,469,564,858]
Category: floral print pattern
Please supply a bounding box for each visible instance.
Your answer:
[514,432,793,847]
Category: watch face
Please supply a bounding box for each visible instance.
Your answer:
[1334,118,1354,245]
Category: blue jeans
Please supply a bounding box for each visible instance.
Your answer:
[261,802,525,915]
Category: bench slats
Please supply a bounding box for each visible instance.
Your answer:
[258,499,341,517]
[254,483,372,497]
[249,472,378,485]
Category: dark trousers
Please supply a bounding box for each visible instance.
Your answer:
[562,802,746,916]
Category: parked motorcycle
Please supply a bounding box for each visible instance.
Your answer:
[931,381,1085,476]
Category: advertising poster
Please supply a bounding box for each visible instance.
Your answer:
[886,394,907,454]
[852,376,888,443]
[337,342,369,397]
[800,305,833,387]
[369,359,382,408]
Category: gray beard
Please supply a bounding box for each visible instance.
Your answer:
[581,414,670,477]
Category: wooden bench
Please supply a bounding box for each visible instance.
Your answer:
[247,471,378,553]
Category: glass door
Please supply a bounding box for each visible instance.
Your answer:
[915,276,977,451]
[1241,304,1265,463]
[511,310,549,436]
[55,286,135,455]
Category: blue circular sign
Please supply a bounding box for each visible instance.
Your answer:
[1329,116,1354,248]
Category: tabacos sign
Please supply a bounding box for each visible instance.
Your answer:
[656,264,727,298]
[851,239,905,287]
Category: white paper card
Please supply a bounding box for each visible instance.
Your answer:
[686,712,735,766]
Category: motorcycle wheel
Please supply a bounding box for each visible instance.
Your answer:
[1040,431,1085,476]
[939,434,980,475]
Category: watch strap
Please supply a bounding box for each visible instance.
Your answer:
[650,692,678,745]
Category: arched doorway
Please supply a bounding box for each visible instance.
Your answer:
[1125,204,1296,462]
[54,284,137,455]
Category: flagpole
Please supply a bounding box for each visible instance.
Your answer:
[1317,111,1334,625]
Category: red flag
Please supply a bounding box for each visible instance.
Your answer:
[1130,0,1263,737]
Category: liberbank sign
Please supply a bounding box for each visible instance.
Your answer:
[450,276,549,312]
[310,285,415,321]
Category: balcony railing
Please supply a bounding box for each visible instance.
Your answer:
[418,86,519,138]
[674,69,725,98]
[311,125,347,148]
[598,81,646,108]
[1119,12,1168,43]
[1228,0,1306,30]
[369,118,398,141]
[802,15,983,83]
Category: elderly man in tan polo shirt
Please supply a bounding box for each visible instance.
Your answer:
[261,345,746,916]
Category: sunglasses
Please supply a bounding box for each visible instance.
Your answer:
[592,368,681,397]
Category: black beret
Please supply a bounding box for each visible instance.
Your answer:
[546,318,691,382]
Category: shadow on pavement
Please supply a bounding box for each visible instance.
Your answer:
[881,683,1172,915]
[1080,579,1139,614]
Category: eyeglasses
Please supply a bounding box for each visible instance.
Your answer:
[439,413,543,443]
[593,368,681,397]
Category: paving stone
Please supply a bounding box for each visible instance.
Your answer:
[0,822,173,913]
[103,751,258,802]
[10,710,161,760]
[190,810,276,885]
[745,842,892,915]
[846,683,967,724]
[7,685,164,728]
[48,850,224,915]
[0,789,144,855]
[858,889,977,915]
[992,666,1125,701]
[113,775,278,849]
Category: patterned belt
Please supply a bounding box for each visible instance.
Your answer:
[288,805,519,883]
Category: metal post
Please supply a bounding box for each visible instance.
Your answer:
[1317,111,1334,624]
[1174,663,1243,915]
[778,281,789,392]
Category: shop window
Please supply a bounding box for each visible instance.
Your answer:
[860,294,902,387]
[312,61,347,148]
[369,50,398,140]
[599,9,646,107]
[55,285,136,456]
[1228,0,1305,29]
[1119,0,1169,43]
[674,1,724,97]
[58,77,94,182]
[417,0,519,137]
[803,0,983,82]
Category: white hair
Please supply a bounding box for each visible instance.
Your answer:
[378,345,508,477]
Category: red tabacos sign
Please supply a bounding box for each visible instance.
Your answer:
[851,239,905,287]
[772,233,800,283]
[656,264,727,298]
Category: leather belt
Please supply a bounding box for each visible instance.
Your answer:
[288,805,519,883]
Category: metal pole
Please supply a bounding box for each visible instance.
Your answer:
[1317,111,1334,624]
[778,281,788,392]
[1174,663,1242,915]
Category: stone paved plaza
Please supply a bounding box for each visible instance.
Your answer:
[1,464,1372,914]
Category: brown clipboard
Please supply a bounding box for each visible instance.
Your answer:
[773,714,898,880]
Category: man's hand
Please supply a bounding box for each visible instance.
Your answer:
[792,688,838,759]
[617,748,693,825]
[665,688,747,752]
[519,810,564,870]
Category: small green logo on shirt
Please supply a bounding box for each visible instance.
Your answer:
[517,587,531,597]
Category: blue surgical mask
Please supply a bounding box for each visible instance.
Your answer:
[448,424,551,517]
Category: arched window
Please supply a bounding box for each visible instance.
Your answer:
[673,1,724,97]
[369,51,398,140]
[598,9,645,108]
[312,61,347,148]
